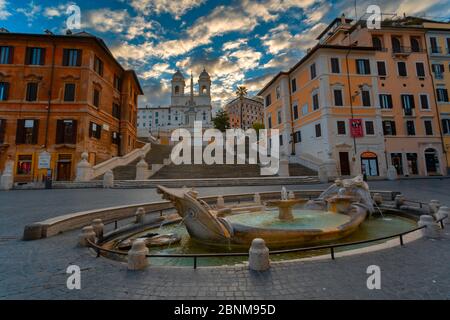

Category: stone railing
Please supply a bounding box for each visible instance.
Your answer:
[294,153,323,171]
[76,143,151,181]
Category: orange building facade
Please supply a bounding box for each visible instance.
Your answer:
[225,96,264,130]
[0,31,143,183]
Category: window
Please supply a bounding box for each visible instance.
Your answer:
[361,90,371,106]
[291,78,297,92]
[89,122,102,139]
[93,89,100,108]
[265,94,272,107]
[293,104,299,120]
[114,75,121,91]
[56,120,77,144]
[337,121,346,135]
[372,36,383,50]
[310,63,317,79]
[312,93,319,110]
[424,120,433,135]
[401,94,415,115]
[112,103,120,119]
[383,120,396,135]
[432,64,444,79]
[62,49,82,66]
[334,89,343,106]
[25,47,45,65]
[331,58,340,73]
[410,37,421,52]
[379,94,393,109]
[64,83,75,102]
[442,119,450,134]
[302,104,308,116]
[0,46,13,64]
[268,116,272,129]
[293,131,301,143]
[356,59,371,74]
[315,123,321,137]
[436,88,449,102]
[377,61,387,76]
[26,83,38,102]
[397,62,407,76]
[430,37,439,53]
[16,155,33,175]
[406,120,416,136]
[277,110,282,124]
[365,121,375,135]
[420,94,429,109]
[16,119,39,144]
[112,132,120,145]
[0,82,9,101]
[416,62,425,77]
[279,134,283,146]
[94,56,104,76]
[275,86,281,100]
[391,37,402,53]
[0,119,5,144]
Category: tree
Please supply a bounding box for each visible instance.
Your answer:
[252,122,265,138]
[235,86,248,129]
[212,109,230,132]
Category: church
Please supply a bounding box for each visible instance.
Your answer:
[137,69,213,139]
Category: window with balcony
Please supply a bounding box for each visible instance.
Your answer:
[25,47,45,65]
[62,49,82,66]
[0,46,13,64]
[26,83,38,102]
[0,82,9,101]
[379,94,393,109]
[16,119,39,144]
[56,119,77,144]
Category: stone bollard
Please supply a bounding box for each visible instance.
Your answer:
[254,193,261,205]
[127,239,149,270]
[217,196,225,209]
[395,194,405,208]
[418,215,440,239]
[92,219,104,240]
[372,193,383,206]
[79,226,96,247]
[248,238,270,271]
[428,200,441,215]
[135,207,145,224]
[436,206,450,225]
[135,156,149,180]
[103,170,114,188]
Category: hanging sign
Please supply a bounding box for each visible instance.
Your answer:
[350,119,364,138]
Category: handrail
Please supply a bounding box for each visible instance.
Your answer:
[86,213,448,269]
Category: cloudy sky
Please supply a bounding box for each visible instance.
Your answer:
[1,0,449,109]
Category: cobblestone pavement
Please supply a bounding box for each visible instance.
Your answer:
[0,179,449,299]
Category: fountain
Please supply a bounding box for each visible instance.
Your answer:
[156,175,373,248]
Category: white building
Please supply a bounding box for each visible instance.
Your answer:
[137,69,213,138]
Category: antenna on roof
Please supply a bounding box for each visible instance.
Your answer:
[44,29,54,35]
[66,29,72,35]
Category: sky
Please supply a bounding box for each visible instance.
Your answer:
[0,0,449,110]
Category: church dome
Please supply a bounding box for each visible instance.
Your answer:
[199,68,210,80]
[172,70,185,81]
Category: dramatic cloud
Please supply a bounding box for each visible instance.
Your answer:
[128,0,206,19]
[0,0,11,20]
[16,1,42,26]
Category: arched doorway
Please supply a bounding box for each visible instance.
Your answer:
[361,152,379,176]
[424,148,440,175]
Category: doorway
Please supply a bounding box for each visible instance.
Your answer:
[425,148,440,175]
[361,152,379,176]
[339,152,351,176]
[56,154,72,181]
[391,153,403,175]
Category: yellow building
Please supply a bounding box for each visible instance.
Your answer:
[423,21,450,173]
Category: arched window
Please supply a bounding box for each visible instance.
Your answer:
[391,37,401,53]
[410,38,420,52]
[174,86,180,94]
[372,36,382,50]
[201,86,207,94]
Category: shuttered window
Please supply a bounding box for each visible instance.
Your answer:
[16,119,39,144]
[62,49,82,66]
[25,47,45,65]
[56,120,77,144]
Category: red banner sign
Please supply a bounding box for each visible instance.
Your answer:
[350,119,364,138]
